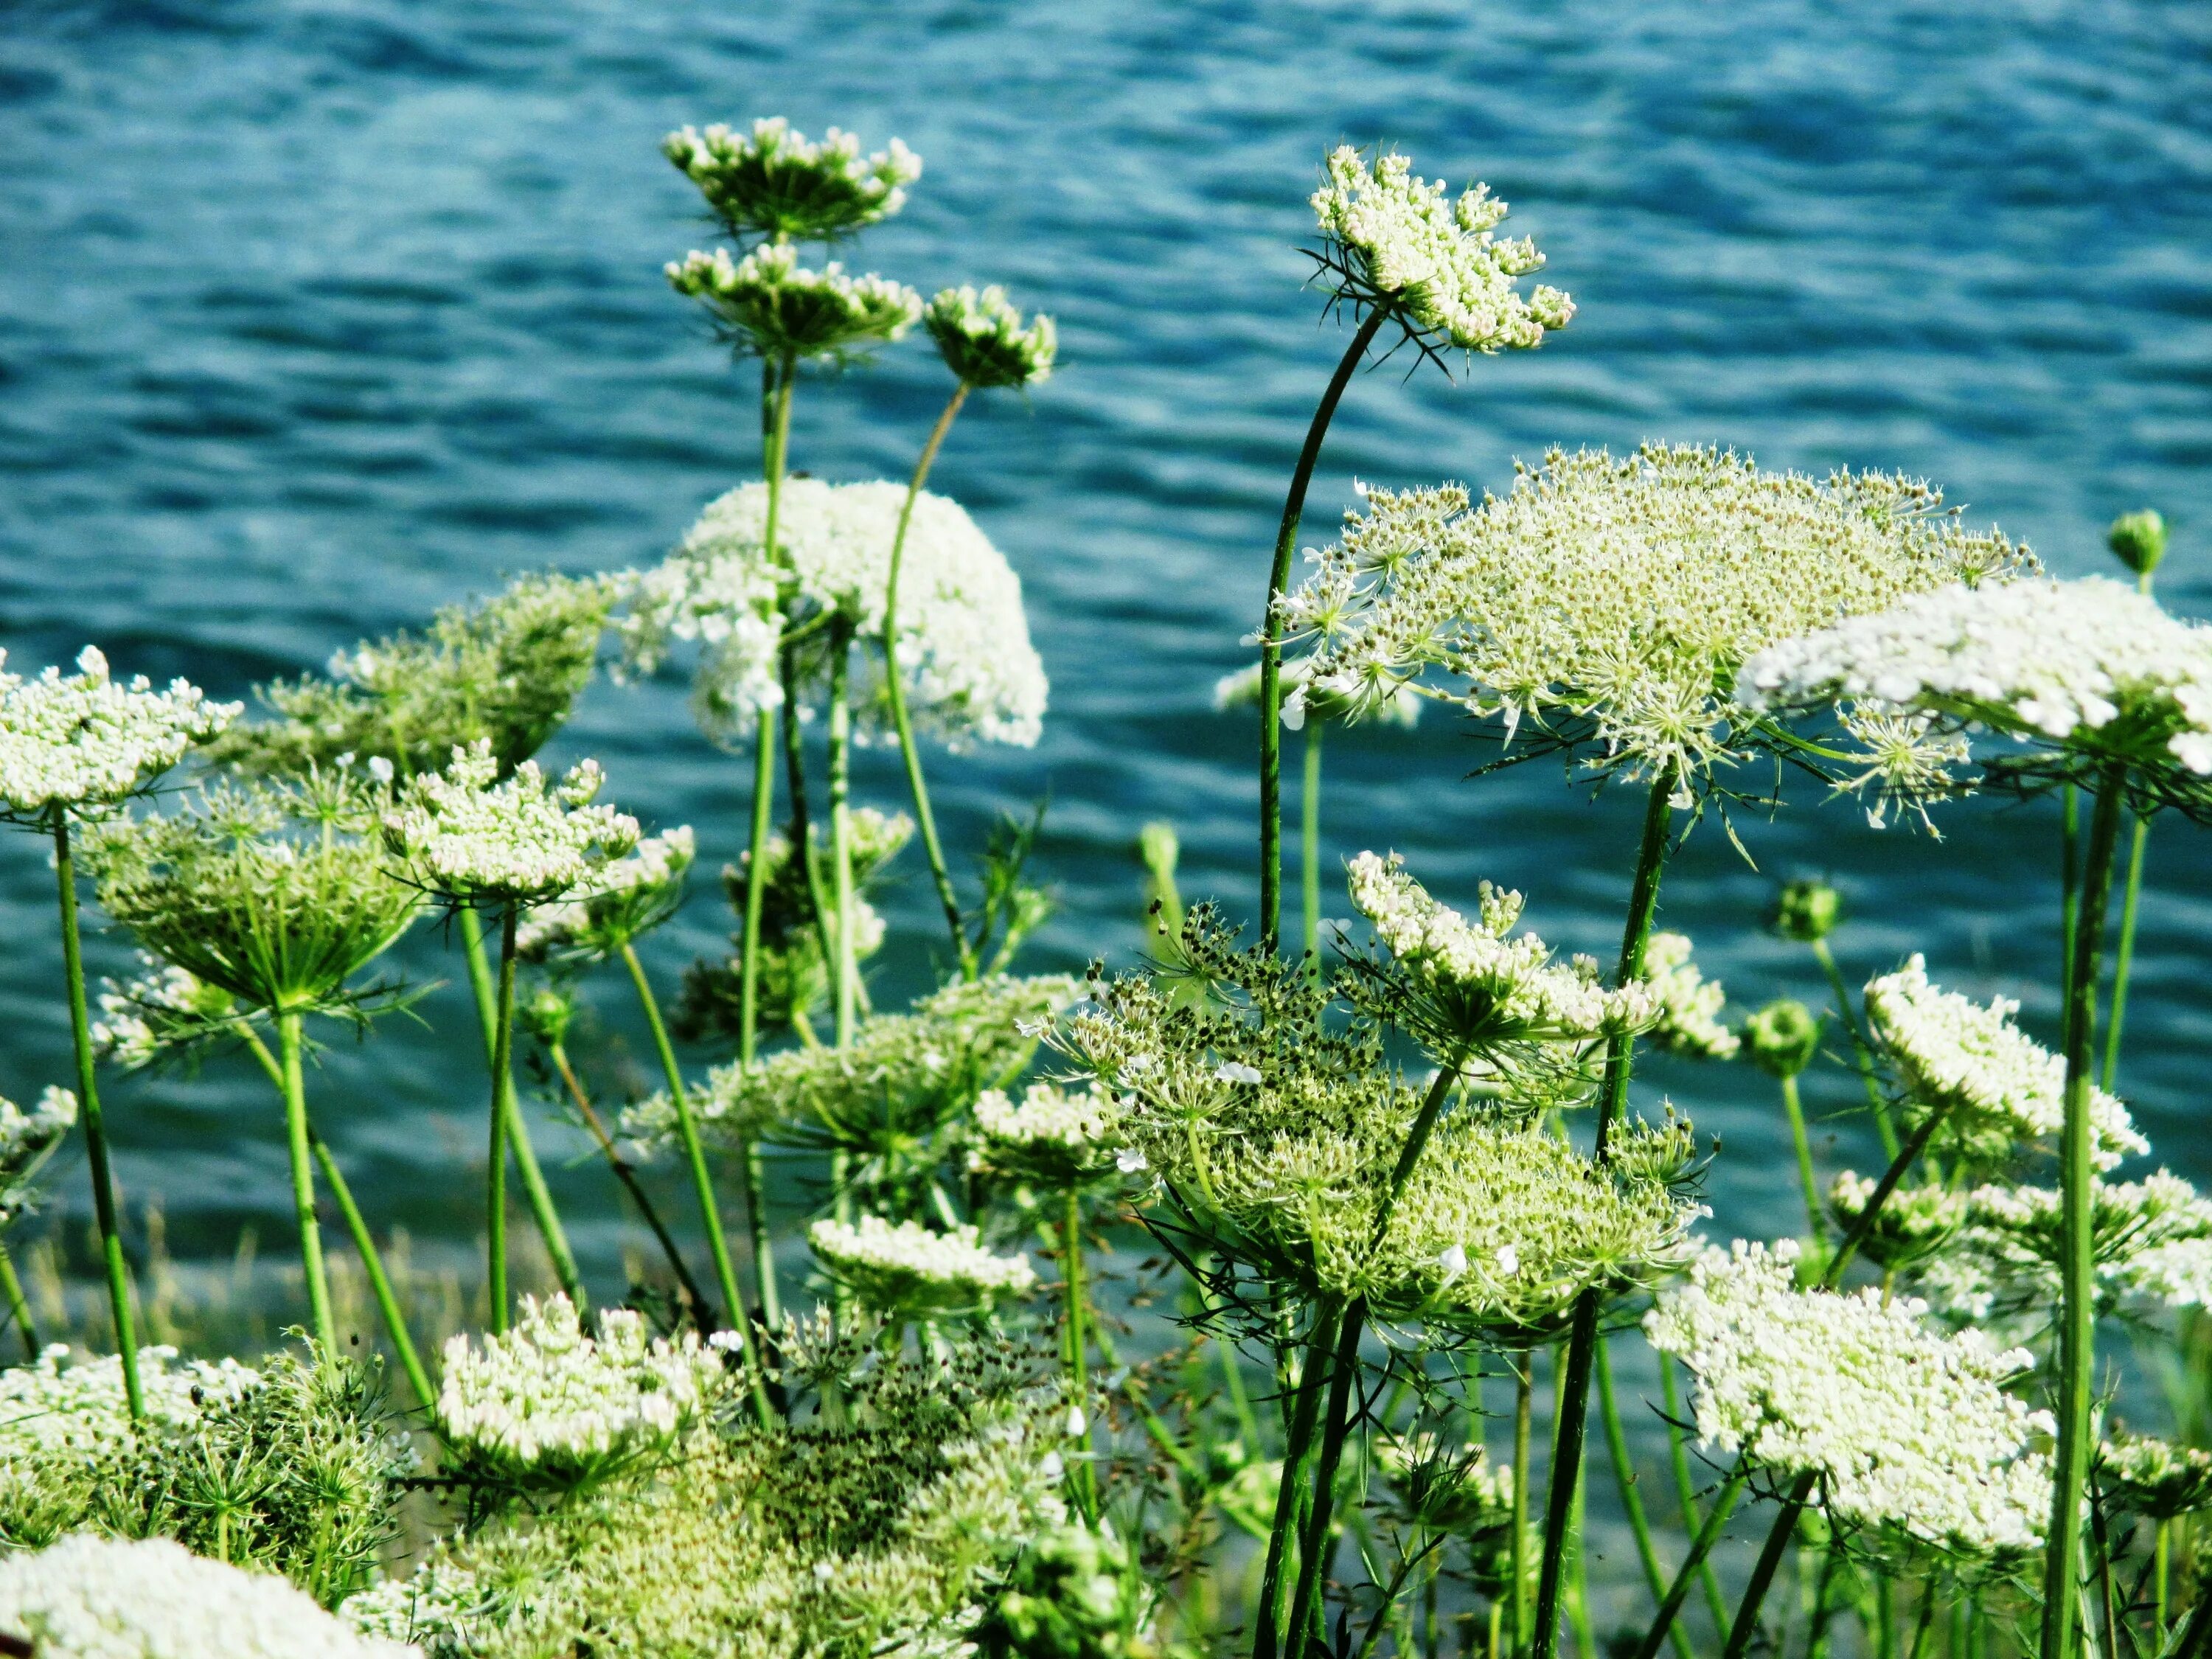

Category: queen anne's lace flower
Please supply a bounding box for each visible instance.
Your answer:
[1865,956,2145,1170]
[970,1082,1124,1186]
[1278,448,2025,789]
[1310,147,1572,352]
[0,648,235,821]
[667,245,921,363]
[925,286,1057,390]
[439,1295,728,1492]
[0,1534,420,1658]
[808,1215,1036,1316]
[1213,657,1419,729]
[0,1346,259,1464]
[1641,933,1739,1060]
[1647,1239,2053,1560]
[619,479,1047,751]
[1347,852,1651,1043]
[383,741,639,905]
[2099,1434,2212,1520]
[0,1086,74,1186]
[664,117,921,244]
[516,826,694,959]
[1740,577,2212,785]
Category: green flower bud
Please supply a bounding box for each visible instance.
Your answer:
[1742,998,1820,1079]
[2107,509,2168,580]
[1774,878,1840,943]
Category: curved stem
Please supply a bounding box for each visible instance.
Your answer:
[1596,1336,1695,1659]
[883,380,976,978]
[1258,302,1392,951]
[1062,1185,1098,1523]
[2042,768,2128,1659]
[307,1127,433,1412]
[1532,777,1674,1659]
[0,1242,39,1360]
[1629,1472,1750,1659]
[276,1009,338,1363]
[735,714,784,1335]
[2101,813,2149,1093]
[622,941,774,1427]
[1302,723,1324,978]
[54,815,141,1419]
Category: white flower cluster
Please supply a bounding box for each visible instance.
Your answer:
[1214,656,1419,730]
[1865,956,2146,1169]
[1276,448,2025,786]
[383,740,639,905]
[1741,577,2212,776]
[666,244,922,362]
[1310,146,1573,352]
[0,1534,420,1659]
[664,117,922,241]
[973,1082,1117,1154]
[0,647,236,821]
[1646,1239,2053,1559]
[92,957,213,1070]
[619,479,1048,751]
[0,1346,259,1461]
[439,1295,725,1486]
[1347,851,1651,1040]
[925,285,1057,390]
[808,1216,1036,1316]
[0,1085,74,1182]
[1641,932,1739,1060]
[515,824,695,957]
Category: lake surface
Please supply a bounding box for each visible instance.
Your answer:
[2,0,2210,1377]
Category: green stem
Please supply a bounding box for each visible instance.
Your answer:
[622,940,773,1427]
[1290,1298,1367,1651]
[1660,1357,1731,1635]
[54,815,141,1419]
[780,643,838,978]
[307,1126,433,1412]
[1781,1072,1829,1270]
[737,704,783,1335]
[1062,1185,1097,1523]
[1811,937,1899,1159]
[1532,777,1674,1659]
[1596,1337,1696,1659]
[1302,723,1324,978]
[1628,1472,1749,1659]
[547,1038,712,1328]
[2062,783,2081,990]
[1722,1470,1820,1659]
[1513,1360,1534,1653]
[2042,768,2127,1659]
[276,1009,338,1363]
[883,380,977,979]
[1253,1295,1343,1659]
[828,626,858,1050]
[0,1240,39,1360]
[1258,302,1392,952]
[2102,813,2149,1093]
[483,910,511,1334]
[461,908,585,1314]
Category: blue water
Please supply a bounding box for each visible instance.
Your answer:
[3,1,2211,1321]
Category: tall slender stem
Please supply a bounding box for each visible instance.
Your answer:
[1302,723,1324,977]
[484,906,513,1333]
[1512,1360,1534,1652]
[2102,814,2149,1092]
[1258,302,1392,951]
[53,815,141,1419]
[1660,1357,1731,1635]
[276,1009,338,1363]
[460,908,584,1312]
[882,380,977,978]
[1811,939,1899,1159]
[1062,1185,1097,1523]
[1596,1337,1696,1659]
[622,941,774,1427]
[1781,1072,1829,1270]
[1532,777,1674,1659]
[828,627,858,1051]
[1629,1472,1750,1659]
[780,644,838,973]
[307,1127,433,1412]
[2042,768,2127,1659]
[734,709,785,1336]
[1722,1470,1820,1659]
[0,1241,38,1360]
[1253,1295,1343,1659]
[2061,784,2081,989]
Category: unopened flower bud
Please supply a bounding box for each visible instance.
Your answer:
[1774,878,1840,943]
[1742,998,1820,1079]
[2107,509,2168,580]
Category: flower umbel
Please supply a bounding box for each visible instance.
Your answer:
[0,647,235,823]
[667,243,922,364]
[807,1215,1037,1318]
[664,117,921,245]
[383,740,639,906]
[925,285,1057,390]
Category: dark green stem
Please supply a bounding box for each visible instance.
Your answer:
[1289,1297,1368,1650]
[2041,768,2126,1659]
[780,643,838,974]
[54,815,141,1418]
[2101,813,2149,1093]
[1258,302,1392,951]
[1780,1072,1828,1270]
[484,906,512,1333]
[737,703,783,1335]
[0,1241,38,1360]
[1629,1472,1750,1659]
[1722,1470,1819,1659]
[1660,1357,1731,1635]
[276,1009,338,1363]
[1062,1184,1097,1523]
[1253,1295,1343,1659]
[882,380,977,978]
[1532,777,1674,1659]
[1302,723,1324,977]
[308,1127,434,1413]
[1597,1336,1697,1659]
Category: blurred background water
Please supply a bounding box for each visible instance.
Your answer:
[1,0,2209,1491]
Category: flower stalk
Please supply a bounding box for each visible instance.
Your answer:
[0,1241,36,1360]
[1062,1185,1098,1523]
[1302,723,1324,975]
[275,1009,338,1364]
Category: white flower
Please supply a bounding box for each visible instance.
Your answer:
[970,1082,1127,1184]
[1436,1245,1469,1281]
[0,647,236,820]
[808,1215,1035,1315]
[925,285,1057,390]
[1742,578,2212,787]
[0,1346,260,1476]
[1640,932,1739,1060]
[1310,145,1572,352]
[515,824,695,958]
[0,1085,74,1187]
[1865,955,2144,1169]
[1063,1406,1088,1439]
[618,479,1048,753]
[1116,1148,1150,1175]
[1646,1239,2053,1559]
[664,117,921,242]
[0,1534,419,1658]
[666,244,921,362]
[1495,1245,1520,1277]
[439,1295,726,1489]
[1212,655,1420,729]
[383,740,639,904]
[1214,1061,1264,1085]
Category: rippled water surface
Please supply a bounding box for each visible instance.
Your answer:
[3,1,2211,1331]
